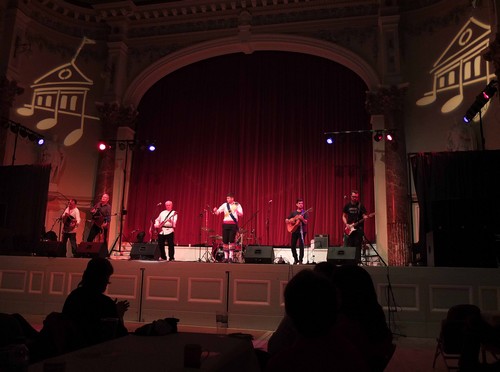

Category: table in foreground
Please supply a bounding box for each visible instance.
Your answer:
[29,332,260,372]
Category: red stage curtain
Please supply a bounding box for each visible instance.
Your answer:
[125,52,374,247]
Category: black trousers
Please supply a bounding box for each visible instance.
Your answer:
[62,232,77,255]
[158,233,175,260]
[87,224,108,243]
[291,231,306,262]
[344,229,363,263]
[222,224,237,244]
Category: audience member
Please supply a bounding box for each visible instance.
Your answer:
[267,262,338,356]
[265,268,369,371]
[62,258,129,346]
[458,309,500,371]
[332,265,394,371]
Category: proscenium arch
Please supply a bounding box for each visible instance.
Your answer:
[123,34,381,106]
[120,33,388,261]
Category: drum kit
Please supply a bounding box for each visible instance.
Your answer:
[205,228,254,263]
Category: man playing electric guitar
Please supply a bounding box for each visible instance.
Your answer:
[342,190,369,263]
[285,198,309,265]
[87,193,111,244]
[154,200,178,261]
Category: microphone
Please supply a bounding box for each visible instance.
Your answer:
[268,200,273,203]
[157,202,162,206]
[343,195,348,199]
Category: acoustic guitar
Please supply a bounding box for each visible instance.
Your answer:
[344,212,375,236]
[286,208,313,233]
[62,214,76,230]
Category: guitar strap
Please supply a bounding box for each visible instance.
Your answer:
[161,211,173,228]
[226,203,238,226]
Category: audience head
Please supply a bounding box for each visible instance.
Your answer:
[313,261,337,281]
[333,265,378,313]
[284,269,337,338]
[79,258,114,293]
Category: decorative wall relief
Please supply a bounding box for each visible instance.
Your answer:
[16,37,100,146]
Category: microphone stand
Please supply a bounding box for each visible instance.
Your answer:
[109,144,130,256]
[266,202,271,245]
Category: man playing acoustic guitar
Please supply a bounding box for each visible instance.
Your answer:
[285,198,309,265]
[342,190,368,263]
[62,199,81,257]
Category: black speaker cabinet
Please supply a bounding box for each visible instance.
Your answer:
[245,246,274,264]
[327,246,360,265]
[314,234,329,249]
[130,243,160,260]
[36,241,66,257]
[76,242,108,258]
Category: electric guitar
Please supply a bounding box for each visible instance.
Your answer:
[286,208,313,233]
[344,212,375,236]
[155,211,177,233]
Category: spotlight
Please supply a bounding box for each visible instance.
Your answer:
[37,137,45,146]
[463,80,497,123]
[386,132,394,142]
[373,132,383,142]
[98,141,108,151]
[326,137,334,145]
[148,144,156,152]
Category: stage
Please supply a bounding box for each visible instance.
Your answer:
[1,251,499,339]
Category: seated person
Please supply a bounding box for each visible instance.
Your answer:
[265,269,369,372]
[332,265,394,371]
[62,257,129,347]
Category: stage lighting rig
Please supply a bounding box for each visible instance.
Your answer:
[463,80,498,123]
[3,118,45,165]
[97,139,156,152]
[324,129,396,144]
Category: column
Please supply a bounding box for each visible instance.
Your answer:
[366,86,410,266]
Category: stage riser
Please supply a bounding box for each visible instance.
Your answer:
[1,256,499,338]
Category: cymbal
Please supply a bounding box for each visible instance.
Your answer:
[238,229,248,234]
[201,227,214,232]
[209,235,222,240]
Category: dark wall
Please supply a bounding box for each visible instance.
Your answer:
[0,165,50,255]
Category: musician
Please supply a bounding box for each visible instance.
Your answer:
[286,199,308,264]
[213,193,243,263]
[61,199,81,256]
[87,193,111,244]
[154,200,178,261]
[342,190,368,260]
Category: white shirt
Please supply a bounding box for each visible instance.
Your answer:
[215,202,243,224]
[154,209,177,235]
[61,207,81,233]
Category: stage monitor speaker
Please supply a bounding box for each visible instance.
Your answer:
[130,243,160,260]
[314,234,329,249]
[36,241,66,257]
[245,246,274,264]
[76,242,108,258]
[327,246,360,265]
